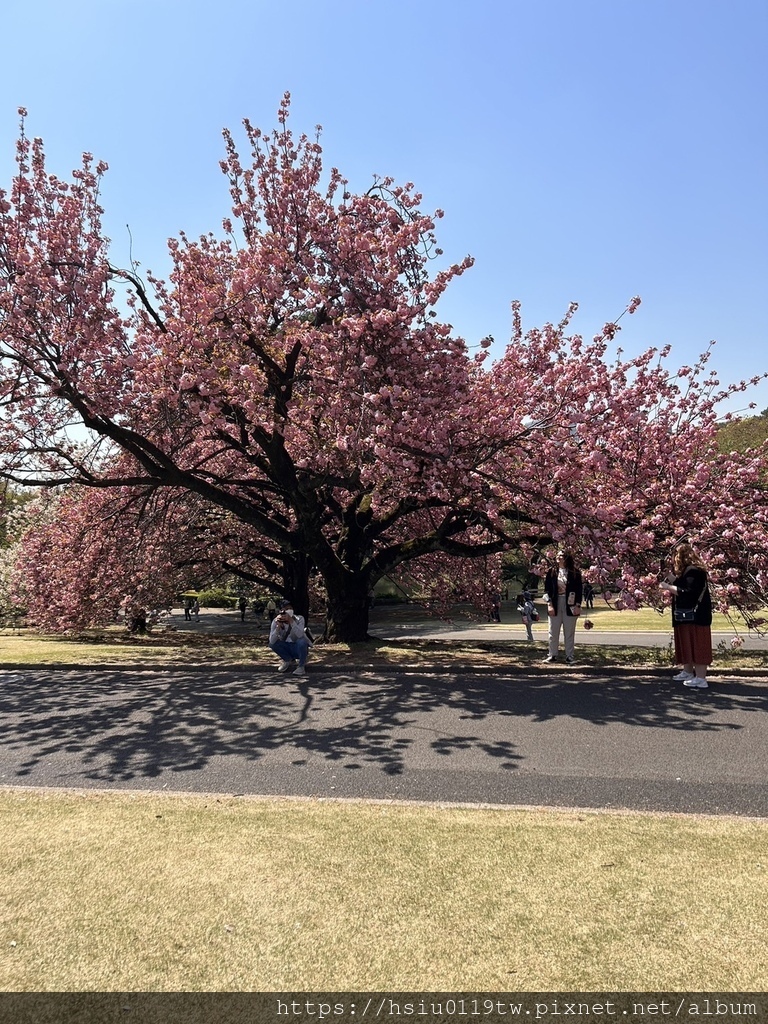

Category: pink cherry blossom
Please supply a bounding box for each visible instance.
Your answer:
[3,99,768,641]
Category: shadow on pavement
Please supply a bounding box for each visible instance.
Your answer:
[0,666,764,787]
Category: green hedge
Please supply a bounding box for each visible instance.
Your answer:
[183,589,238,609]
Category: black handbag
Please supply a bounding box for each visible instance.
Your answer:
[673,608,696,623]
[673,582,708,624]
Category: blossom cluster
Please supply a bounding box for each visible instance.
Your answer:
[3,100,768,638]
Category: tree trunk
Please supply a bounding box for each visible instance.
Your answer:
[324,578,371,642]
[283,550,312,622]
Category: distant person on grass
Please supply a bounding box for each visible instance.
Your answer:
[269,601,311,677]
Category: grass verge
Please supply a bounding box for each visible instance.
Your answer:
[1,628,767,672]
[1,787,766,991]
[0,630,274,668]
[539,602,751,633]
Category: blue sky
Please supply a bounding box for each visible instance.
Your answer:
[2,0,766,414]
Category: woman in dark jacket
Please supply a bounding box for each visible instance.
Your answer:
[543,549,583,664]
[659,542,712,689]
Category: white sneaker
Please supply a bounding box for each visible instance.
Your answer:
[293,666,306,676]
[684,676,709,689]
[673,670,694,681]
[277,660,295,673]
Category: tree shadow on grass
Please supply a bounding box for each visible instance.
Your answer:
[0,666,763,789]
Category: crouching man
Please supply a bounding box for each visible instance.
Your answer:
[269,601,310,677]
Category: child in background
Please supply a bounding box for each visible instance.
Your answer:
[516,592,538,641]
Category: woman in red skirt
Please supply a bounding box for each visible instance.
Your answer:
[659,543,712,689]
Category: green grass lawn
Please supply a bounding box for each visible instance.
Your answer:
[518,598,752,633]
[1,788,766,991]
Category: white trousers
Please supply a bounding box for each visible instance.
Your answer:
[548,596,577,659]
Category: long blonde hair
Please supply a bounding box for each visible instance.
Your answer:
[673,542,704,576]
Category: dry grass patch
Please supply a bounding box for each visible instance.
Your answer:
[1,627,767,674]
[1,788,767,991]
[0,626,765,675]
[0,631,275,668]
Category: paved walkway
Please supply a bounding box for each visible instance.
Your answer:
[1,660,766,817]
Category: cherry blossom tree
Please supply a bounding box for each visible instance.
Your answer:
[0,98,504,639]
[469,310,768,619]
[13,487,181,631]
[12,481,317,631]
[3,98,768,641]
[0,485,36,623]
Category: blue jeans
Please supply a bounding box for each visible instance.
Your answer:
[271,637,310,667]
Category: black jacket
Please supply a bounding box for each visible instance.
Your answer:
[544,568,583,617]
[672,566,712,626]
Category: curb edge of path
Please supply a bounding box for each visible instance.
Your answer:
[1,661,767,681]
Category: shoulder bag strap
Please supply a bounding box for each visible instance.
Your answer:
[693,580,709,612]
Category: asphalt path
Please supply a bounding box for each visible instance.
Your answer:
[1,662,766,817]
